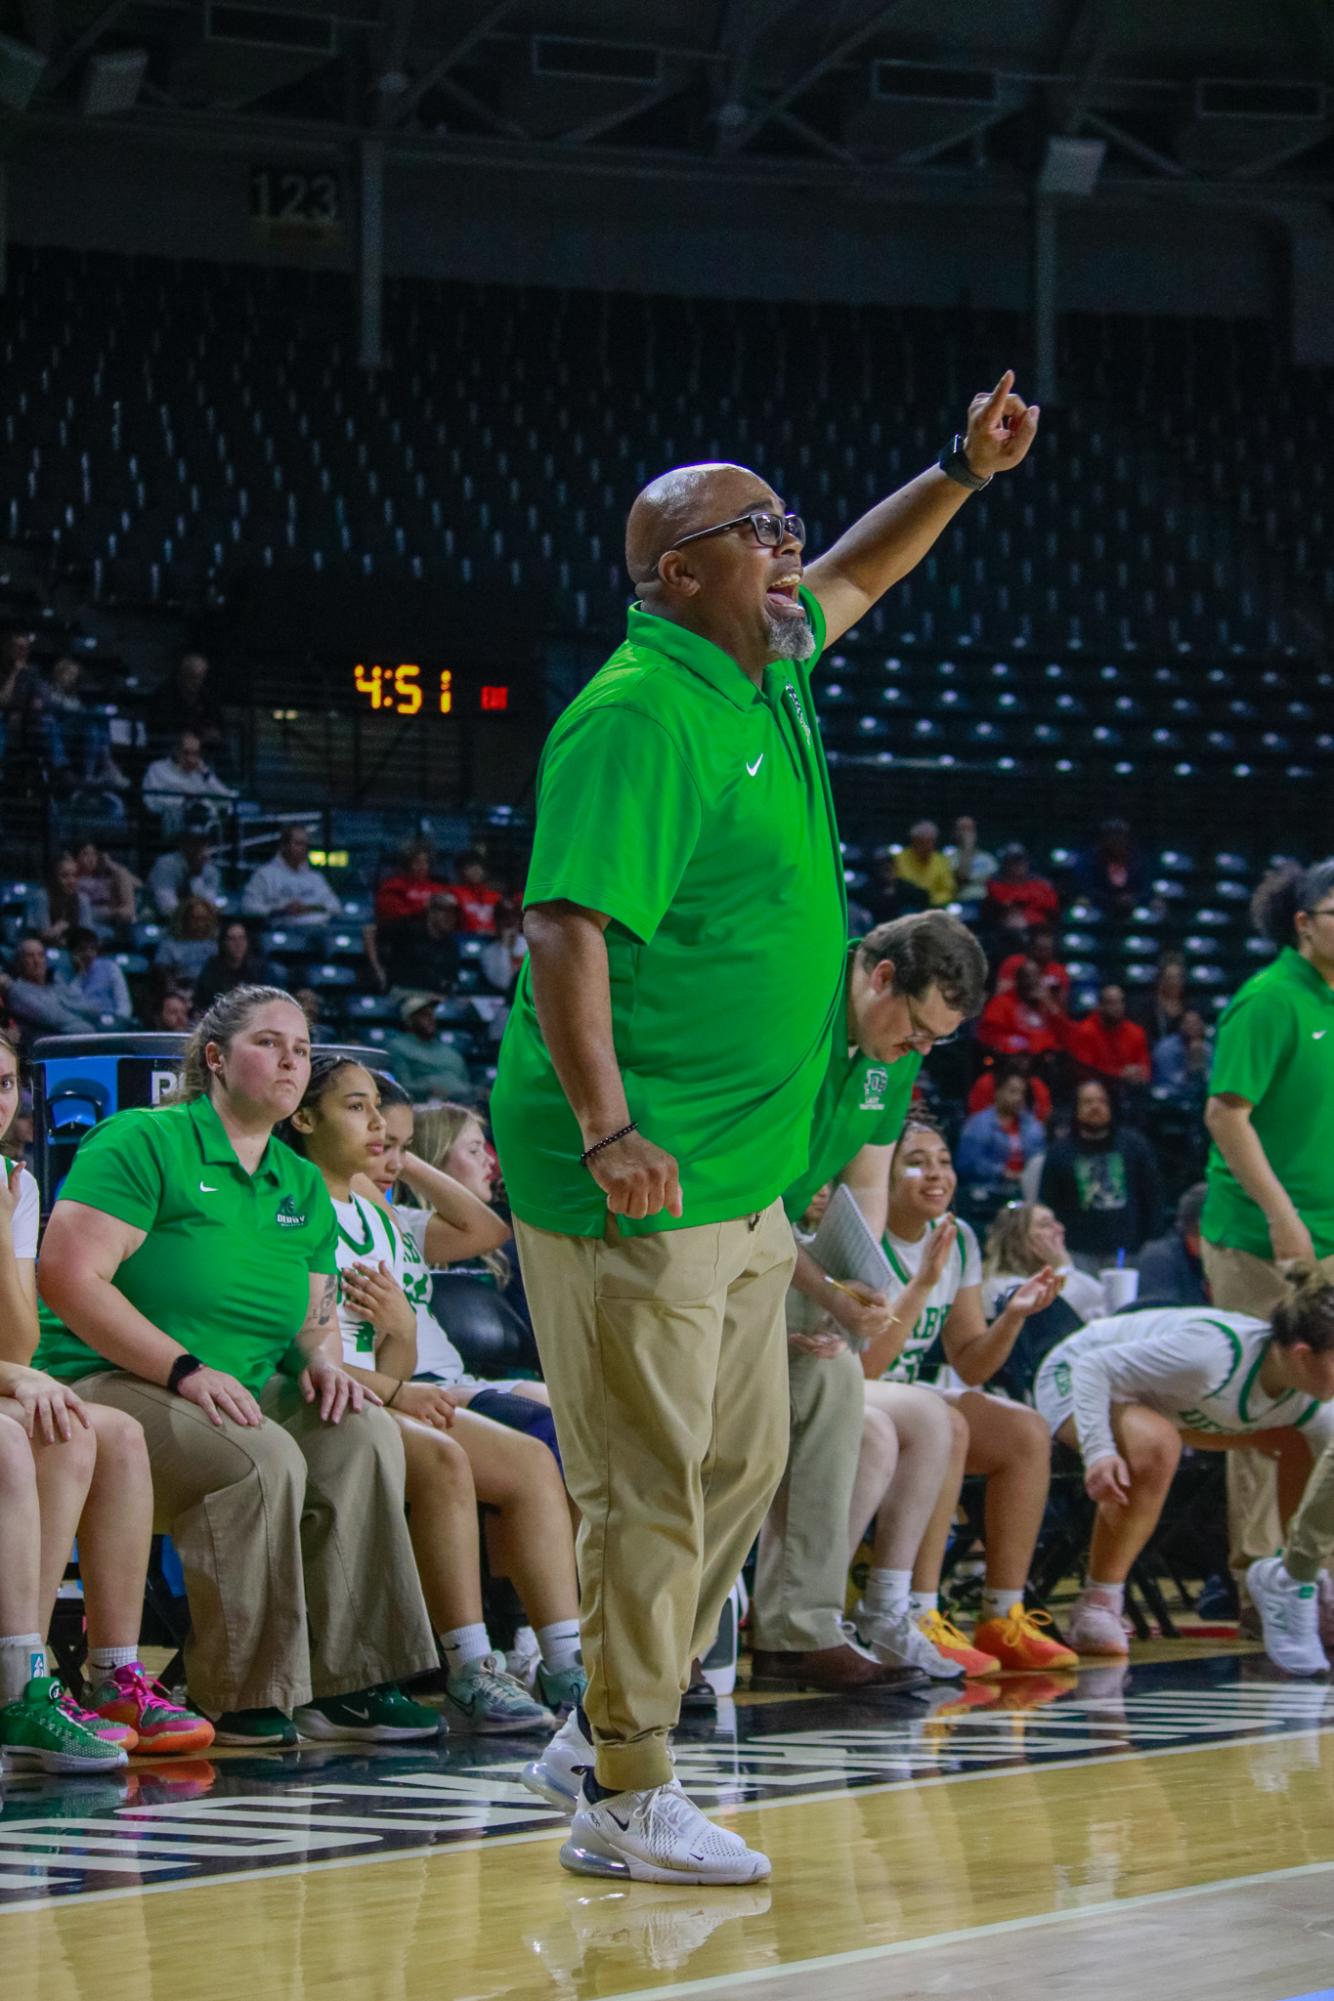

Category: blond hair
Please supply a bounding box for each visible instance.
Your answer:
[412,1099,510,1286]
[983,1202,1045,1280]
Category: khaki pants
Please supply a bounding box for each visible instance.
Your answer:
[1201,1241,1334,1582]
[513,1200,795,1791]
[751,1343,864,1655]
[78,1372,437,1716]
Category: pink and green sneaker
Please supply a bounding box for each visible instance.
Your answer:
[84,1664,216,1756]
[0,1676,129,1773]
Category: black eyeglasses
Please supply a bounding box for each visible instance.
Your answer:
[904,995,959,1051]
[672,509,805,554]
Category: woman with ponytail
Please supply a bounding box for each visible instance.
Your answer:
[1202,858,1334,1599]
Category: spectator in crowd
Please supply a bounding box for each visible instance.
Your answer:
[481,902,529,994]
[968,1055,1053,1125]
[1039,1077,1164,1265]
[35,986,441,1745]
[1067,982,1152,1087]
[976,959,1064,1061]
[1152,1006,1213,1104]
[192,919,277,1015]
[149,990,192,1032]
[24,853,93,946]
[141,732,234,834]
[983,844,1060,934]
[366,891,462,996]
[73,840,139,940]
[1136,1182,1209,1307]
[374,840,450,929]
[1,937,97,1037]
[152,650,227,759]
[863,851,905,927]
[1075,817,1144,919]
[38,655,129,796]
[893,821,956,909]
[1137,950,1190,1042]
[145,811,222,921]
[385,993,476,1104]
[981,1200,1107,1327]
[294,986,333,1046]
[154,896,219,988]
[995,924,1070,1010]
[242,824,341,931]
[55,928,134,1028]
[943,815,998,907]
[444,851,502,935]
[956,1066,1046,1188]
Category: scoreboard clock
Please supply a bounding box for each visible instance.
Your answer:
[350,663,513,718]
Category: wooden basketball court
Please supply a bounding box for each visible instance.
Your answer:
[5,1644,1334,2001]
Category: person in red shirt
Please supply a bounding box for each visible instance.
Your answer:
[445,851,503,935]
[374,839,451,926]
[968,1059,1053,1125]
[995,924,1070,1010]
[976,959,1064,1059]
[1066,982,1151,1085]
[984,846,1060,934]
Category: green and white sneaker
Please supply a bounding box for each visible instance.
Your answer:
[535,1660,588,1717]
[293,1685,443,1743]
[0,1676,129,1773]
[208,1708,300,1747]
[444,1654,557,1735]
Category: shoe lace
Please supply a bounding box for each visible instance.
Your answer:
[920,1609,974,1652]
[113,1664,182,1717]
[54,1686,105,1728]
[1000,1606,1056,1645]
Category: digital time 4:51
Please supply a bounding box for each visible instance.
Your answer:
[352,665,511,715]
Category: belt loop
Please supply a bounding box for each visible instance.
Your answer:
[747,1213,760,1232]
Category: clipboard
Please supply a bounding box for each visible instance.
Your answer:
[787,1184,895,1347]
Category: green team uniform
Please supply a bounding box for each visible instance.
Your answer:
[331,1192,403,1363]
[36,1096,337,1393]
[782,948,922,1223]
[878,1216,981,1388]
[1203,947,1334,1258]
[492,586,846,1237]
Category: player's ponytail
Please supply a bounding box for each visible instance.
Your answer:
[1251,858,1334,948]
[1271,1264,1334,1354]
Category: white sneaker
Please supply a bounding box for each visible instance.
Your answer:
[561,1778,771,1886]
[1247,1557,1330,1676]
[853,1603,964,1681]
[1065,1592,1131,1658]
[443,1654,555,1734]
[1316,1571,1334,1651]
[522,1705,596,1815]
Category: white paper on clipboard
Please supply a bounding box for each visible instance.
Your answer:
[785,1184,895,1347]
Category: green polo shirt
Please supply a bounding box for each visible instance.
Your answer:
[783,949,922,1222]
[1203,946,1334,1259]
[491,586,847,1236]
[36,1095,338,1392]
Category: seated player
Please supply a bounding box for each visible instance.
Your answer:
[1035,1272,1334,1658]
[284,1056,586,1728]
[860,1116,1076,1674]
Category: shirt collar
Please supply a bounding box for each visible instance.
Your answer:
[188,1094,284,1181]
[1279,945,1334,1001]
[624,602,763,710]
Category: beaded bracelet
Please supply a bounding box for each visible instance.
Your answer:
[580,1121,639,1166]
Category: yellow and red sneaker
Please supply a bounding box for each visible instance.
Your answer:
[972,1605,1078,1673]
[85,1664,216,1755]
[917,1608,1002,1679]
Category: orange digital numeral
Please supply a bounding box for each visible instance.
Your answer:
[394,663,422,716]
[439,669,454,715]
[354,662,383,709]
[480,685,509,712]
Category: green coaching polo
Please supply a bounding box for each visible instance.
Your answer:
[783,948,922,1223]
[1203,945,1334,1259]
[491,586,847,1237]
[36,1094,338,1393]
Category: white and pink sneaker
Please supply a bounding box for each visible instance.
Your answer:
[1065,1591,1131,1658]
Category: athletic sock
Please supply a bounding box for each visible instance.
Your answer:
[1083,1578,1125,1611]
[87,1645,139,1674]
[908,1591,939,1622]
[864,1568,913,1621]
[535,1619,582,1672]
[980,1587,1025,1624]
[441,1624,492,1677]
[0,1635,46,1705]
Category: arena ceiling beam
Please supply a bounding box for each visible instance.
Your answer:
[388,0,523,129]
[726,0,915,152]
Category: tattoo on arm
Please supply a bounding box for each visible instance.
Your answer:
[314,1276,337,1329]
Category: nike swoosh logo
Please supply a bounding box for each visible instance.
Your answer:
[341,1705,371,1721]
[746,756,764,776]
[608,1810,631,1831]
[199,1183,218,1193]
[1315,1032,1328,1041]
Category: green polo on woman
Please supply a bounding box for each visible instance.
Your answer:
[37,1094,337,1390]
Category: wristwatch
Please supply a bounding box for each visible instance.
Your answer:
[938,434,991,492]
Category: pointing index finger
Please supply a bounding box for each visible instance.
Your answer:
[984,368,1016,421]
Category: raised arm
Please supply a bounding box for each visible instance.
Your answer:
[803,372,1040,648]
[941,1271,1060,1388]
[383,1154,509,1265]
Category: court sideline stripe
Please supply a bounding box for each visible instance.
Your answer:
[2,1719,1332,1918]
[595,1860,1334,2001]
